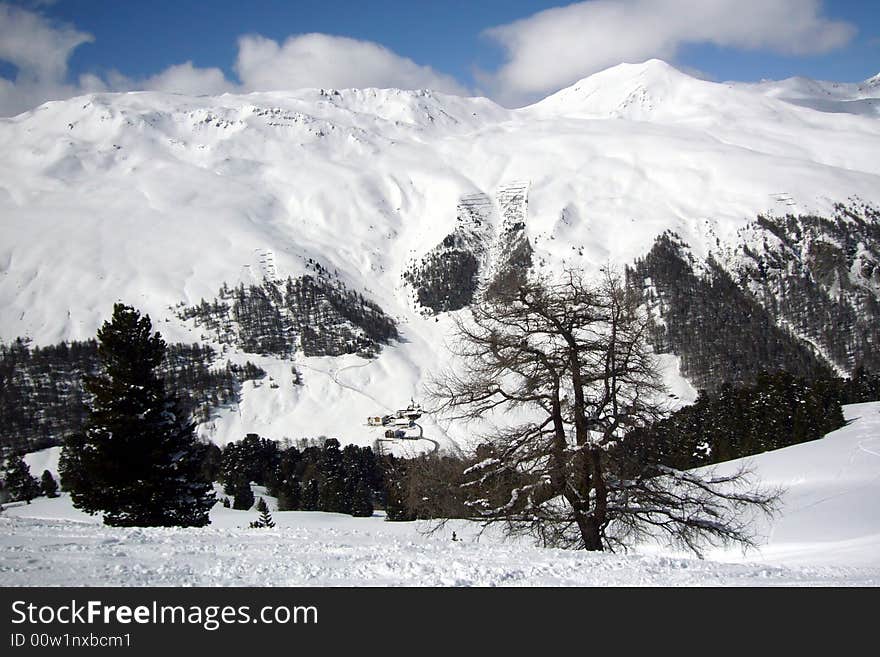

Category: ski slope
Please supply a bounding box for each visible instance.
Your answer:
[3,403,878,586]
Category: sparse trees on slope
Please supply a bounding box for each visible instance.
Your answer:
[430,269,779,554]
[59,304,215,526]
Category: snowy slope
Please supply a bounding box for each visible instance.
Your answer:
[736,72,880,118]
[527,60,880,174]
[3,403,879,586]
[704,402,880,567]
[2,60,880,447]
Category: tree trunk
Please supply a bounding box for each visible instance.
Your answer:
[580,516,602,551]
[568,447,607,551]
[590,447,608,548]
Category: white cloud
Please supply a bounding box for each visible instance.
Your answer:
[140,62,234,96]
[0,0,860,116]
[0,3,468,116]
[234,33,467,95]
[0,2,94,114]
[482,0,857,106]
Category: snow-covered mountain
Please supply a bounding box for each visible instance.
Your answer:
[735,70,880,118]
[2,60,879,448]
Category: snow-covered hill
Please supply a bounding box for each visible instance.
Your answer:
[3,403,879,585]
[2,59,880,448]
[736,71,880,118]
[705,402,880,567]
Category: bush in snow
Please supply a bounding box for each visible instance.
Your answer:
[40,470,59,498]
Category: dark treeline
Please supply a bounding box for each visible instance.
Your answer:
[214,434,384,517]
[0,337,266,455]
[202,433,483,522]
[624,369,880,471]
[212,433,509,522]
[194,367,880,523]
[7,369,877,519]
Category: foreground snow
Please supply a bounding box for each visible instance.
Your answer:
[2,403,879,586]
[3,510,875,587]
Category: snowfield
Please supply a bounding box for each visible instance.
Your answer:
[2,403,878,586]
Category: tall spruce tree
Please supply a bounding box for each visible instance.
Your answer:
[318,439,348,513]
[58,304,215,527]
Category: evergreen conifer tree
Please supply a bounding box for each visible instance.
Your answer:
[277,479,302,511]
[58,304,215,526]
[249,496,276,528]
[4,455,40,503]
[302,479,319,511]
[318,438,348,513]
[231,479,255,510]
[40,470,59,498]
[349,480,374,517]
[382,456,415,521]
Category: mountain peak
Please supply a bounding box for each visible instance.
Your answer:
[525,58,701,118]
[573,58,690,87]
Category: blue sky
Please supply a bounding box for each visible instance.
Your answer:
[0,0,877,114]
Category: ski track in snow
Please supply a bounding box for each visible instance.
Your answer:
[857,437,880,459]
[299,360,389,411]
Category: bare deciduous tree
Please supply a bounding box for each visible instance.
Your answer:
[429,268,779,555]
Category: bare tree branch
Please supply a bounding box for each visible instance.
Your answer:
[428,267,780,554]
